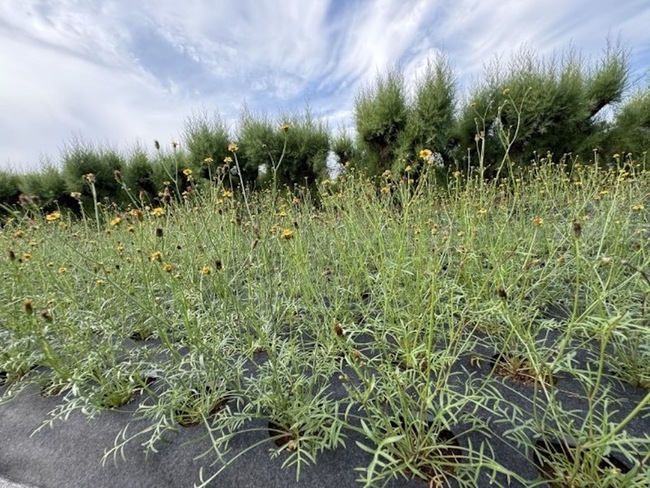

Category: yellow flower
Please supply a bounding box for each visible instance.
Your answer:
[228,143,239,152]
[150,251,162,262]
[380,186,390,194]
[70,191,82,200]
[83,173,96,183]
[127,225,136,233]
[478,208,488,215]
[23,253,32,261]
[223,156,233,164]
[404,165,412,173]
[183,168,192,177]
[222,190,233,198]
[13,230,24,238]
[162,263,173,273]
[631,204,645,211]
[110,217,121,226]
[533,216,544,227]
[419,149,432,160]
[151,207,165,217]
[203,157,214,164]
[201,266,211,275]
[45,211,61,222]
[502,88,510,96]
[280,123,290,132]
[281,229,294,240]
[58,266,67,273]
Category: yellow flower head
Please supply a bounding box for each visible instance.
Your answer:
[228,143,239,152]
[58,266,67,273]
[222,190,233,198]
[183,168,192,177]
[13,230,24,238]
[151,207,165,217]
[127,225,136,233]
[201,266,211,275]
[419,149,432,160]
[96,279,105,286]
[203,157,214,164]
[23,253,32,261]
[46,211,61,222]
[280,123,290,132]
[110,217,121,226]
[162,263,173,273]
[533,216,544,227]
[150,251,162,262]
[281,228,294,240]
[502,88,510,96]
[631,204,645,211]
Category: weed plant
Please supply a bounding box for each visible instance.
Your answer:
[0,150,649,487]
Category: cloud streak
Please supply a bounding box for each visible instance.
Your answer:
[1,0,648,170]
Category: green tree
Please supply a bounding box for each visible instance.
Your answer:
[0,170,21,213]
[62,139,127,204]
[183,111,231,182]
[19,164,73,212]
[396,57,456,173]
[455,42,628,175]
[238,107,329,190]
[354,68,408,176]
[605,83,650,159]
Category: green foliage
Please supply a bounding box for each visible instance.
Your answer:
[124,146,158,202]
[0,170,21,212]
[395,57,456,172]
[455,43,628,173]
[183,111,231,181]
[354,68,408,176]
[239,107,329,189]
[606,83,650,157]
[152,146,192,199]
[18,165,71,212]
[330,128,357,167]
[61,139,127,203]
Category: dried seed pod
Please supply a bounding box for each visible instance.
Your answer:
[333,322,345,337]
[572,219,582,239]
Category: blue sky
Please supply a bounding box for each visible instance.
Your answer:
[1,0,649,171]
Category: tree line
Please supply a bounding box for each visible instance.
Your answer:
[1,42,648,215]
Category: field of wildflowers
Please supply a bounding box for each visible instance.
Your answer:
[1,147,649,486]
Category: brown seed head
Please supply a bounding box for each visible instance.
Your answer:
[23,298,33,315]
[572,219,582,238]
[333,322,345,338]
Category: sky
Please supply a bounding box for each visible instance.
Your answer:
[1,0,649,172]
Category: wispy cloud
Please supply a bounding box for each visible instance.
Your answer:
[1,0,648,170]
